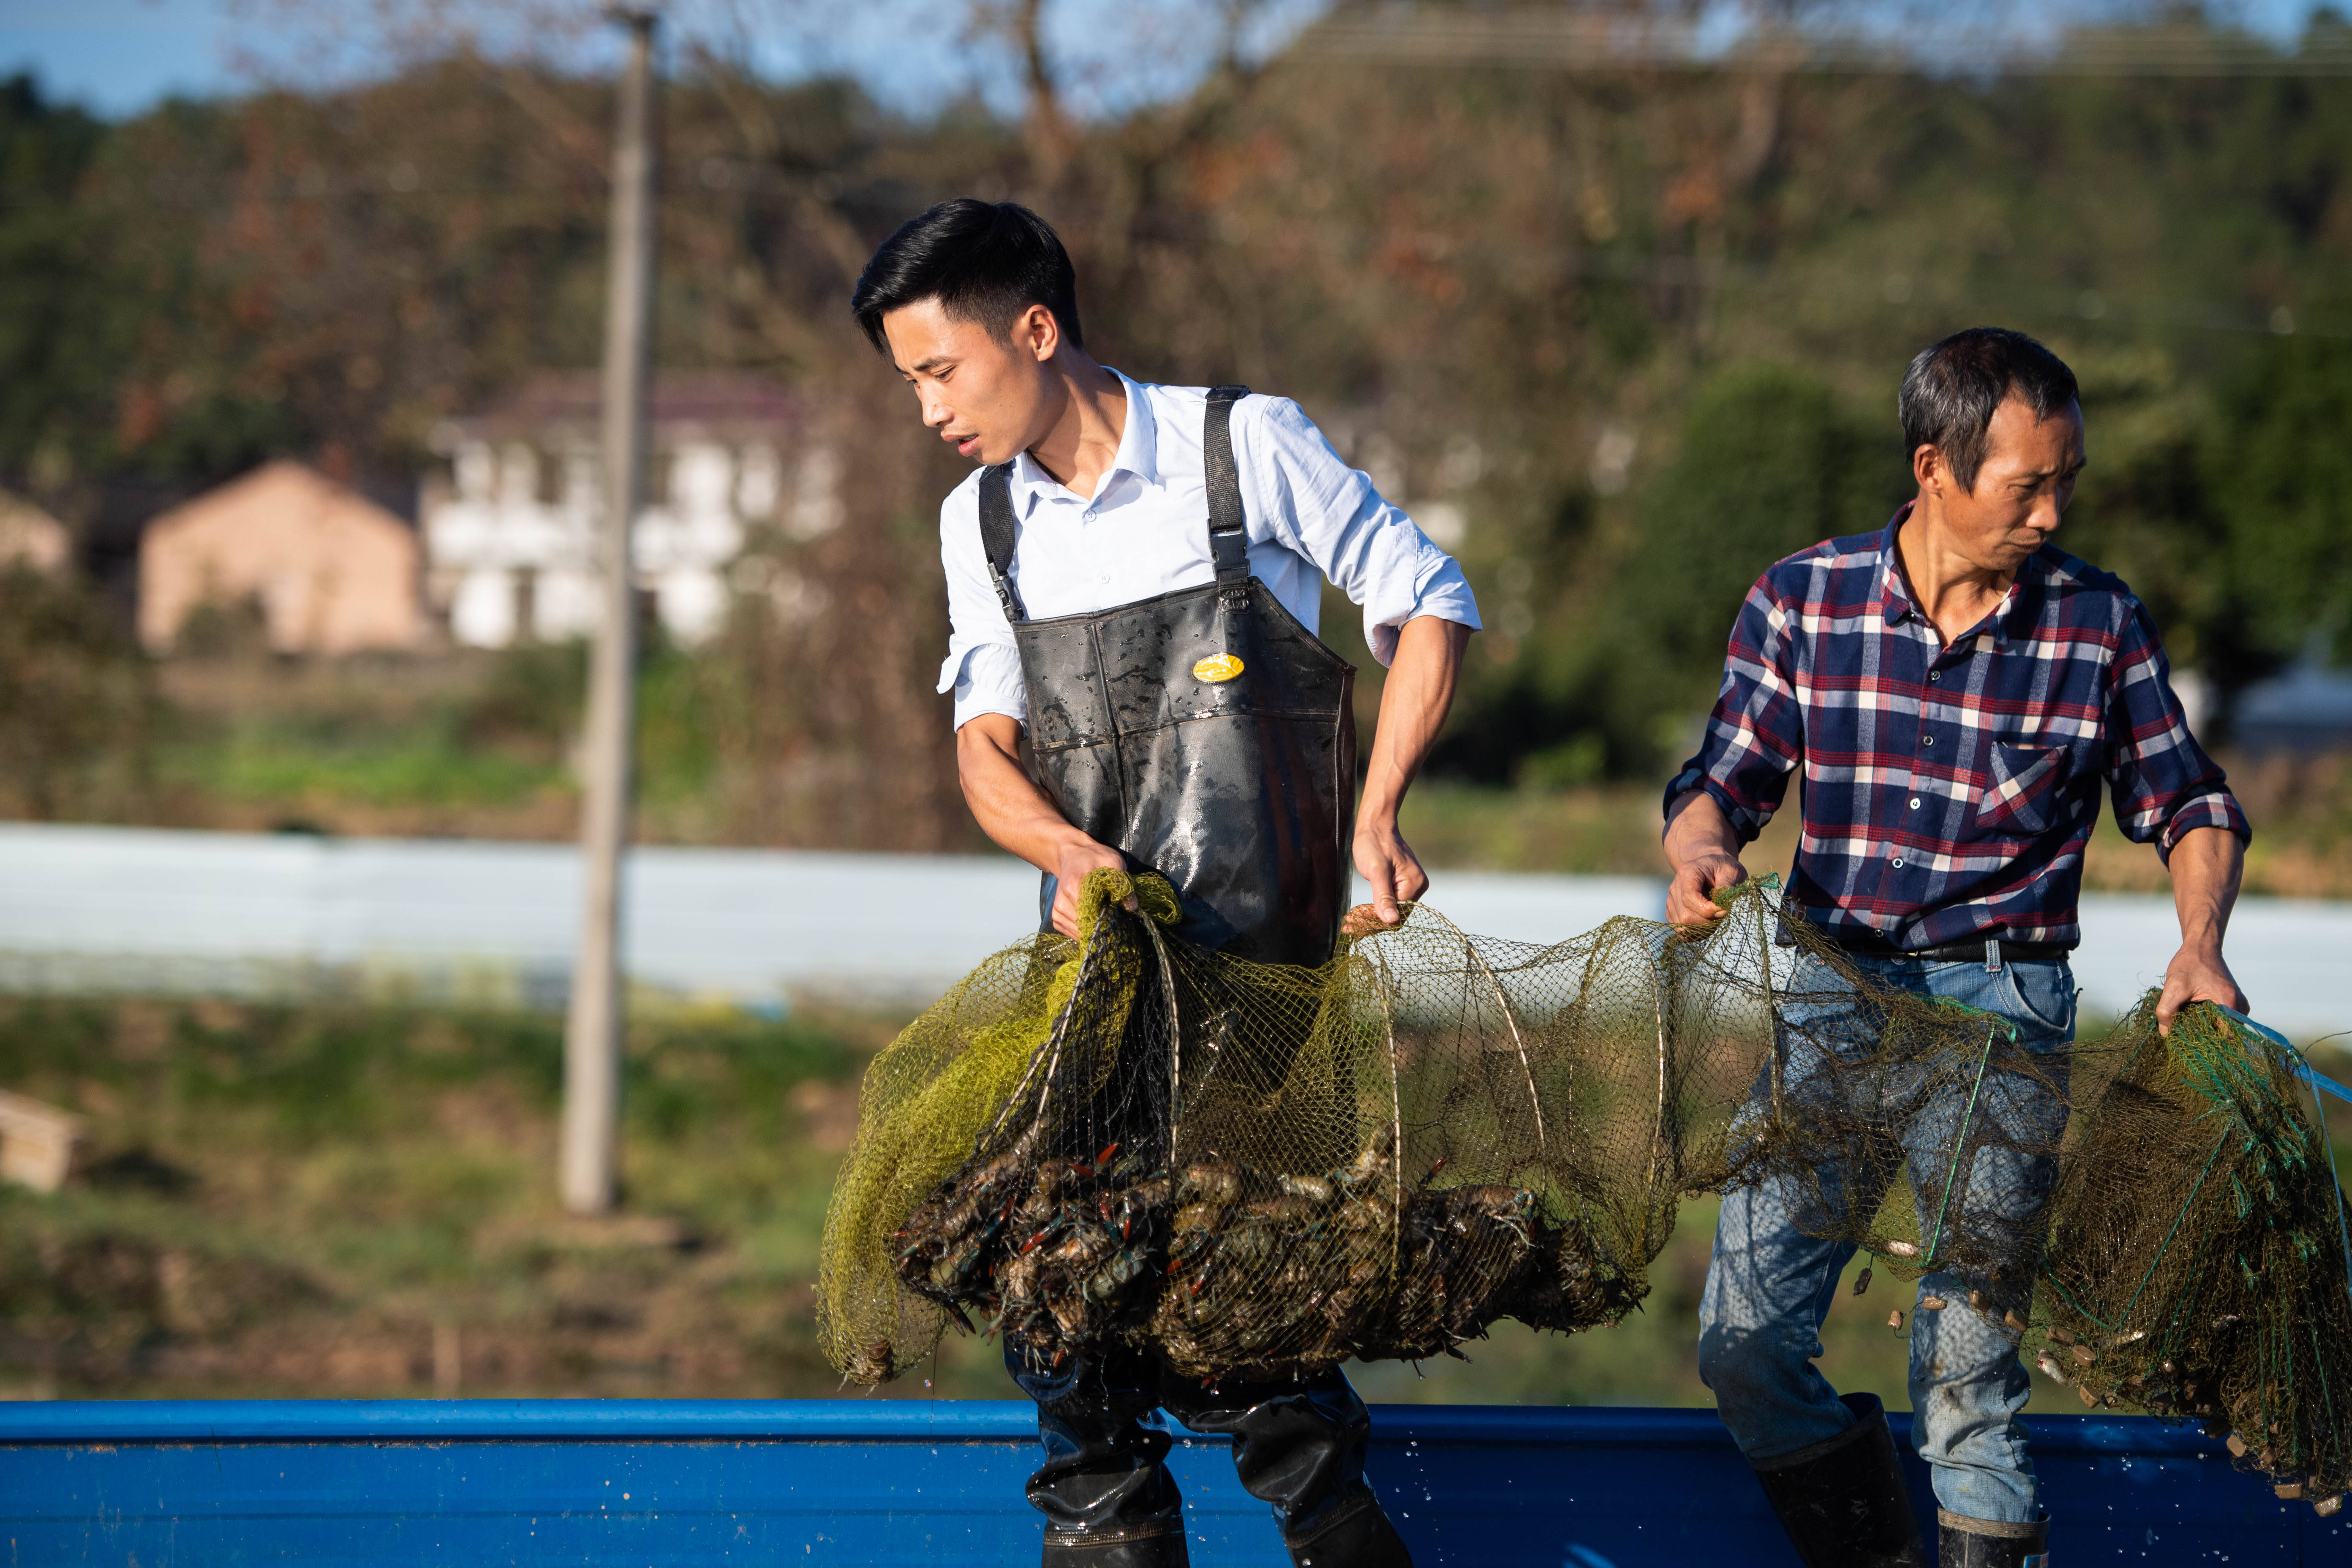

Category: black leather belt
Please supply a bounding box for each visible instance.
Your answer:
[1828,933,2072,965]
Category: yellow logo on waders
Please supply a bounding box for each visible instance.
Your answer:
[1192,653,1245,683]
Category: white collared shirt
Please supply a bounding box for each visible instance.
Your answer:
[937,372,1482,730]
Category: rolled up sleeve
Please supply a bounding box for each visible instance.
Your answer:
[2104,602,2251,861]
[1241,396,1481,666]
[1662,578,1804,844]
[936,481,1027,731]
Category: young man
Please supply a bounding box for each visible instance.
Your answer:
[1662,328,2249,1568]
[852,199,1478,1568]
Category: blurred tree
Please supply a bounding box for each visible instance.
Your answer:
[1600,362,1907,765]
[0,565,158,820]
[702,384,977,850]
[2047,348,2254,714]
[0,76,126,491]
[1623,364,1902,682]
[2214,330,2352,674]
[172,592,275,663]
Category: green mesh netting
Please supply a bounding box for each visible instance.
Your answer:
[816,872,2352,1509]
[2041,1002,2352,1501]
[817,869,1184,1385]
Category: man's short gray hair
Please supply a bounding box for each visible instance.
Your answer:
[1898,328,2080,493]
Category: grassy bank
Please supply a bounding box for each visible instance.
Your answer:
[0,993,866,1399]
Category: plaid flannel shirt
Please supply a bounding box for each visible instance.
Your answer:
[1665,504,2250,950]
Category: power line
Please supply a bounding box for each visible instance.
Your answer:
[1291,13,2352,76]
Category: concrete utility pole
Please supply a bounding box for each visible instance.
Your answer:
[561,6,659,1216]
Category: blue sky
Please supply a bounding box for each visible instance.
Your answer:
[3,0,266,117]
[0,0,2339,122]
[0,0,1322,120]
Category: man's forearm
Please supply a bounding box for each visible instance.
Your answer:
[2153,823,2249,1028]
[955,713,1095,875]
[958,713,1132,940]
[1664,789,1744,873]
[1360,616,1472,825]
[2169,824,2244,953]
[1661,789,1752,925]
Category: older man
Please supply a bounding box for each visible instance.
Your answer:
[1662,327,2249,1568]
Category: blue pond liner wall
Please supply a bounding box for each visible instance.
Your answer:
[0,1399,2341,1565]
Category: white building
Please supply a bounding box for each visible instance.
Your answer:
[420,373,837,648]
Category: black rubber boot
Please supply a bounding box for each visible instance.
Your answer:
[1008,1339,1191,1568]
[1937,1511,2049,1567]
[1284,1481,1414,1568]
[1749,1393,1930,1568]
[1040,1524,1191,1568]
[1162,1367,1413,1568]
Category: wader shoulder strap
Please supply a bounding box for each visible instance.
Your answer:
[1205,386,1250,589]
[978,389,1249,621]
[977,461,1024,622]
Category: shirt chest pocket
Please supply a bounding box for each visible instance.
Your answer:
[1974,741,2076,836]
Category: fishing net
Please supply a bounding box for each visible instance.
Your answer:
[816,871,2352,1508]
[819,866,1775,1385]
[2039,1003,2352,1506]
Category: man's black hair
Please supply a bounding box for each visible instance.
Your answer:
[1898,327,2080,492]
[850,199,1083,356]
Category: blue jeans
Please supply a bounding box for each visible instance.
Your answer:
[1697,949,2077,1526]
